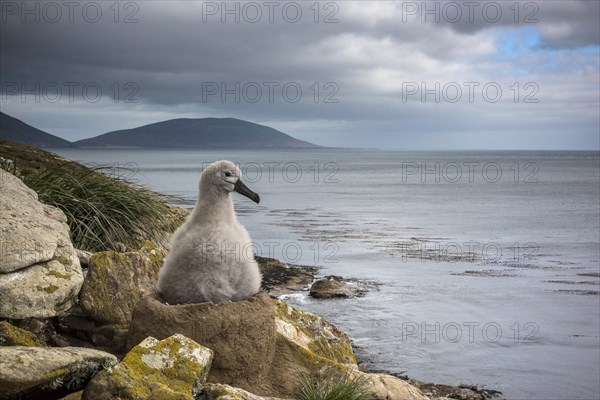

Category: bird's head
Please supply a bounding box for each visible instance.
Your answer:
[201,160,260,204]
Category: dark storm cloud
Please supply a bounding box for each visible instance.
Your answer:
[0,0,598,149]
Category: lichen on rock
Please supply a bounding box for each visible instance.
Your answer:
[79,243,166,326]
[0,346,117,399]
[83,334,213,400]
[200,383,292,400]
[0,257,83,319]
[0,321,45,347]
[0,169,83,319]
[127,291,363,397]
[274,299,356,365]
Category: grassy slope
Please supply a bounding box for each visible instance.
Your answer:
[0,139,186,252]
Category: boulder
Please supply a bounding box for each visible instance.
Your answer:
[309,275,366,299]
[66,242,167,353]
[201,383,291,400]
[127,292,277,394]
[0,321,45,346]
[0,169,73,273]
[274,299,356,365]
[127,292,358,397]
[75,249,92,268]
[0,256,83,319]
[0,346,116,399]
[83,334,213,400]
[351,371,430,400]
[79,242,166,325]
[59,391,83,400]
[0,170,83,319]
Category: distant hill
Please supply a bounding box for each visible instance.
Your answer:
[75,118,319,148]
[0,112,74,148]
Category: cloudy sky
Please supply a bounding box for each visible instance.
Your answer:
[1,0,598,149]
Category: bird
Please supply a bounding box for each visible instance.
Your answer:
[157,160,262,304]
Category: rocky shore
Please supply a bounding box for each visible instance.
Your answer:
[0,164,500,400]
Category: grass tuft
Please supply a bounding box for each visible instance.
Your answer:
[23,162,183,252]
[299,368,374,400]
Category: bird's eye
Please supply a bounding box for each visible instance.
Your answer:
[225,171,232,177]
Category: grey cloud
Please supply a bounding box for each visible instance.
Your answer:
[406,0,599,48]
[0,0,598,149]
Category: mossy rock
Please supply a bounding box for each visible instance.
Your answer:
[80,243,166,325]
[201,383,291,400]
[83,334,213,400]
[274,300,356,365]
[0,346,116,399]
[127,291,358,397]
[0,321,45,347]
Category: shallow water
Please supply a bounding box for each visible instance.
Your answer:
[53,148,600,400]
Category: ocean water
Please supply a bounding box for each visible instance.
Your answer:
[53,148,600,400]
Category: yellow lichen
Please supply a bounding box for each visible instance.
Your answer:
[140,240,168,266]
[52,255,73,266]
[37,284,59,293]
[0,321,45,346]
[47,270,72,279]
[93,335,209,399]
[274,300,357,365]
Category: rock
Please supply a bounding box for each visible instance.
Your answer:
[0,170,83,319]
[70,242,166,353]
[79,242,166,326]
[59,391,83,400]
[0,256,83,319]
[0,321,45,346]
[201,383,291,400]
[406,380,502,400]
[0,169,71,273]
[0,346,117,399]
[127,292,362,397]
[83,334,213,400]
[256,256,316,297]
[274,299,356,365]
[309,275,367,299]
[75,249,92,268]
[351,371,429,400]
[127,292,277,394]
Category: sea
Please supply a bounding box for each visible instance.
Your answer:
[51,148,600,400]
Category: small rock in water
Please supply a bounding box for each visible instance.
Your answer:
[256,255,316,297]
[309,275,367,299]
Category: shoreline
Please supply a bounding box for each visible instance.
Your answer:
[261,256,503,400]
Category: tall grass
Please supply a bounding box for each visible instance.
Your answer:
[299,369,374,400]
[24,162,183,252]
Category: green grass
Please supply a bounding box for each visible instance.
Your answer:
[1,140,185,252]
[299,369,374,400]
[25,162,183,252]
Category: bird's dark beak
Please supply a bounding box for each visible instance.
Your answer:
[234,179,260,204]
